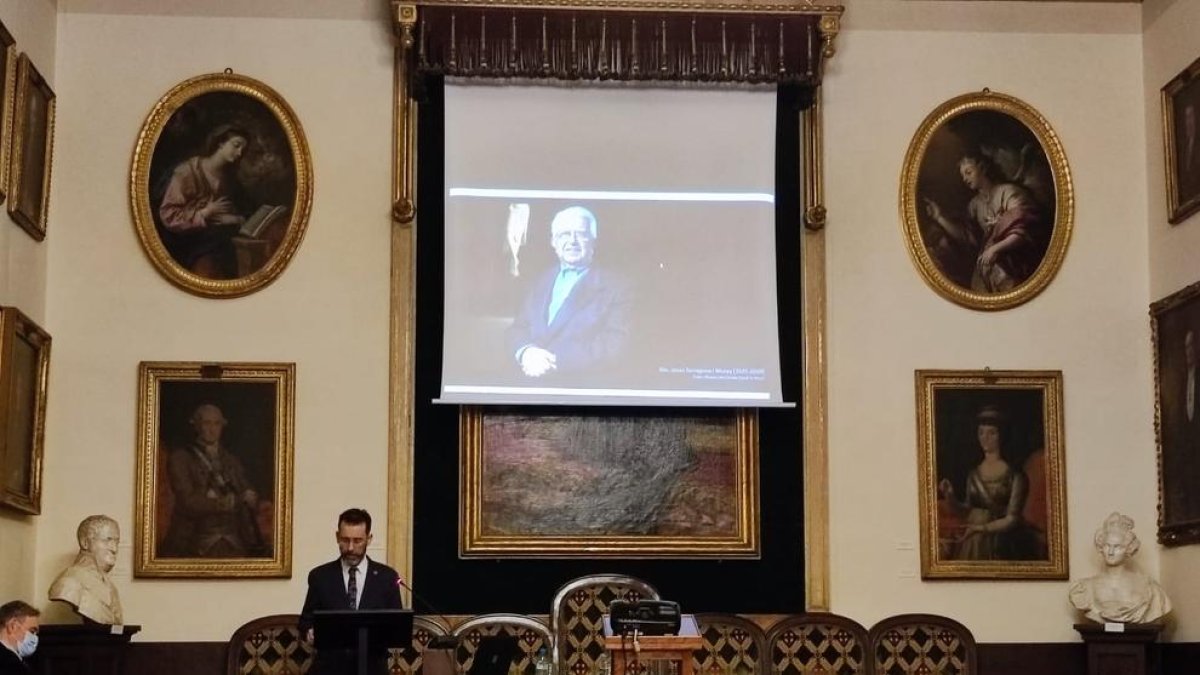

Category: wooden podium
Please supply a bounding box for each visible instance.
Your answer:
[603,635,703,675]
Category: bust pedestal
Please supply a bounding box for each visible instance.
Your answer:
[1074,623,1161,675]
[29,624,141,675]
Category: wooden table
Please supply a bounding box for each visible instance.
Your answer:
[603,635,704,675]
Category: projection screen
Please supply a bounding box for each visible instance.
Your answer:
[439,82,787,407]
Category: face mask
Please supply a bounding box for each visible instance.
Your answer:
[15,630,37,658]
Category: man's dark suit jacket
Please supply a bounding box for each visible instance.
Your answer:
[299,558,405,675]
[506,265,633,376]
[0,646,30,675]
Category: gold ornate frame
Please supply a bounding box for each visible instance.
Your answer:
[915,369,1068,580]
[1162,55,1200,225]
[0,306,51,515]
[386,0,840,608]
[900,90,1074,311]
[1150,278,1200,545]
[459,407,759,557]
[134,361,295,577]
[7,53,55,241]
[0,21,16,206]
[129,71,313,298]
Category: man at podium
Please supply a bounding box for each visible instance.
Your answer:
[299,508,404,675]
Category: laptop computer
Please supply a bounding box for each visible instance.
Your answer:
[469,635,522,675]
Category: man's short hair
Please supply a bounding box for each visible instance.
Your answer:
[0,600,39,626]
[338,508,372,534]
[77,515,118,549]
[551,206,598,239]
[190,402,227,426]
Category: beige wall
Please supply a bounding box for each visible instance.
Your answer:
[0,0,1184,645]
[1144,0,1200,643]
[35,9,394,638]
[825,0,1152,643]
[0,0,57,608]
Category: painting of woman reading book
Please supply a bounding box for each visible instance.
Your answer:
[132,74,312,295]
[154,113,295,280]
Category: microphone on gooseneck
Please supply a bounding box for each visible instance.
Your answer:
[397,575,461,650]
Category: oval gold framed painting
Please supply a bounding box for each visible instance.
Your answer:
[900,90,1073,311]
[130,72,312,298]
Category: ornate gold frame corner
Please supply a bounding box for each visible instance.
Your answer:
[133,361,295,578]
[0,306,51,515]
[8,53,55,242]
[914,369,1068,580]
[129,72,313,298]
[0,21,17,206]
[458,407,760,558]
[1162,56,1200,226]
[900,90,1073,311]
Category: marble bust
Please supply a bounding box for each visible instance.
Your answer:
[1068,512,1170,624]
[48,515,125,625]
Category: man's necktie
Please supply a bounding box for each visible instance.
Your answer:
[347,565,359,609]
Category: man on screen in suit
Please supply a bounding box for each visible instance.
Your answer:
[506,205,633,379]
[299,508,404,675]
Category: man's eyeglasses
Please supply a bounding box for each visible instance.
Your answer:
[553,230,593,243]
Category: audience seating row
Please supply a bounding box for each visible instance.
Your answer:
[226,575,975,675]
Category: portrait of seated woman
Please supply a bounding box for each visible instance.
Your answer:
[937,404,1046,561]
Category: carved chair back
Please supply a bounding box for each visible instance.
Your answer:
[451,613,553,675]
[692,613,767,675]
[764,612,870,675]
[550,574,660,675]
[867,614,976,675]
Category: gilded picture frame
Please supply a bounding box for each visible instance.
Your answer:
[1162,56,1200,225]
[7,53,55,241]
[916,370,1068,579]
[134,361,294,577]
[900,90,1073,311]
[1151,279,1200,545]
[129,71,313,298]
[0,306,50,515]
[460,406,760,558]
[0,21,17,205]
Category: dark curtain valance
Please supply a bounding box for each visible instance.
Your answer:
[397,1,841,87]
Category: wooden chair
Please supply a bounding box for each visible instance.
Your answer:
[451,613,553,675]
[867,614,976,675]
[550,574,660,675]
[692,613,767,675]
[765,612,870,675]
[225,614,313,675]
[389,616,454,675]
[225,613,453,675]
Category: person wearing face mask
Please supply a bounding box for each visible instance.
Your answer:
[48,515,124,625]
[0,600,40,674]
[298,508,404,675]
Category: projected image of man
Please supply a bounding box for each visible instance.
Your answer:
[507,206,632,378]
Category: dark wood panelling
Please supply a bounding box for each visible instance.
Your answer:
[1161,642,1200,674]
[979,643,1084,675]
[124,643,224,675]
[118,639,1200,675]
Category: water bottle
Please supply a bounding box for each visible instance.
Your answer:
[535,646,553,675]
[594,652,611,675]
